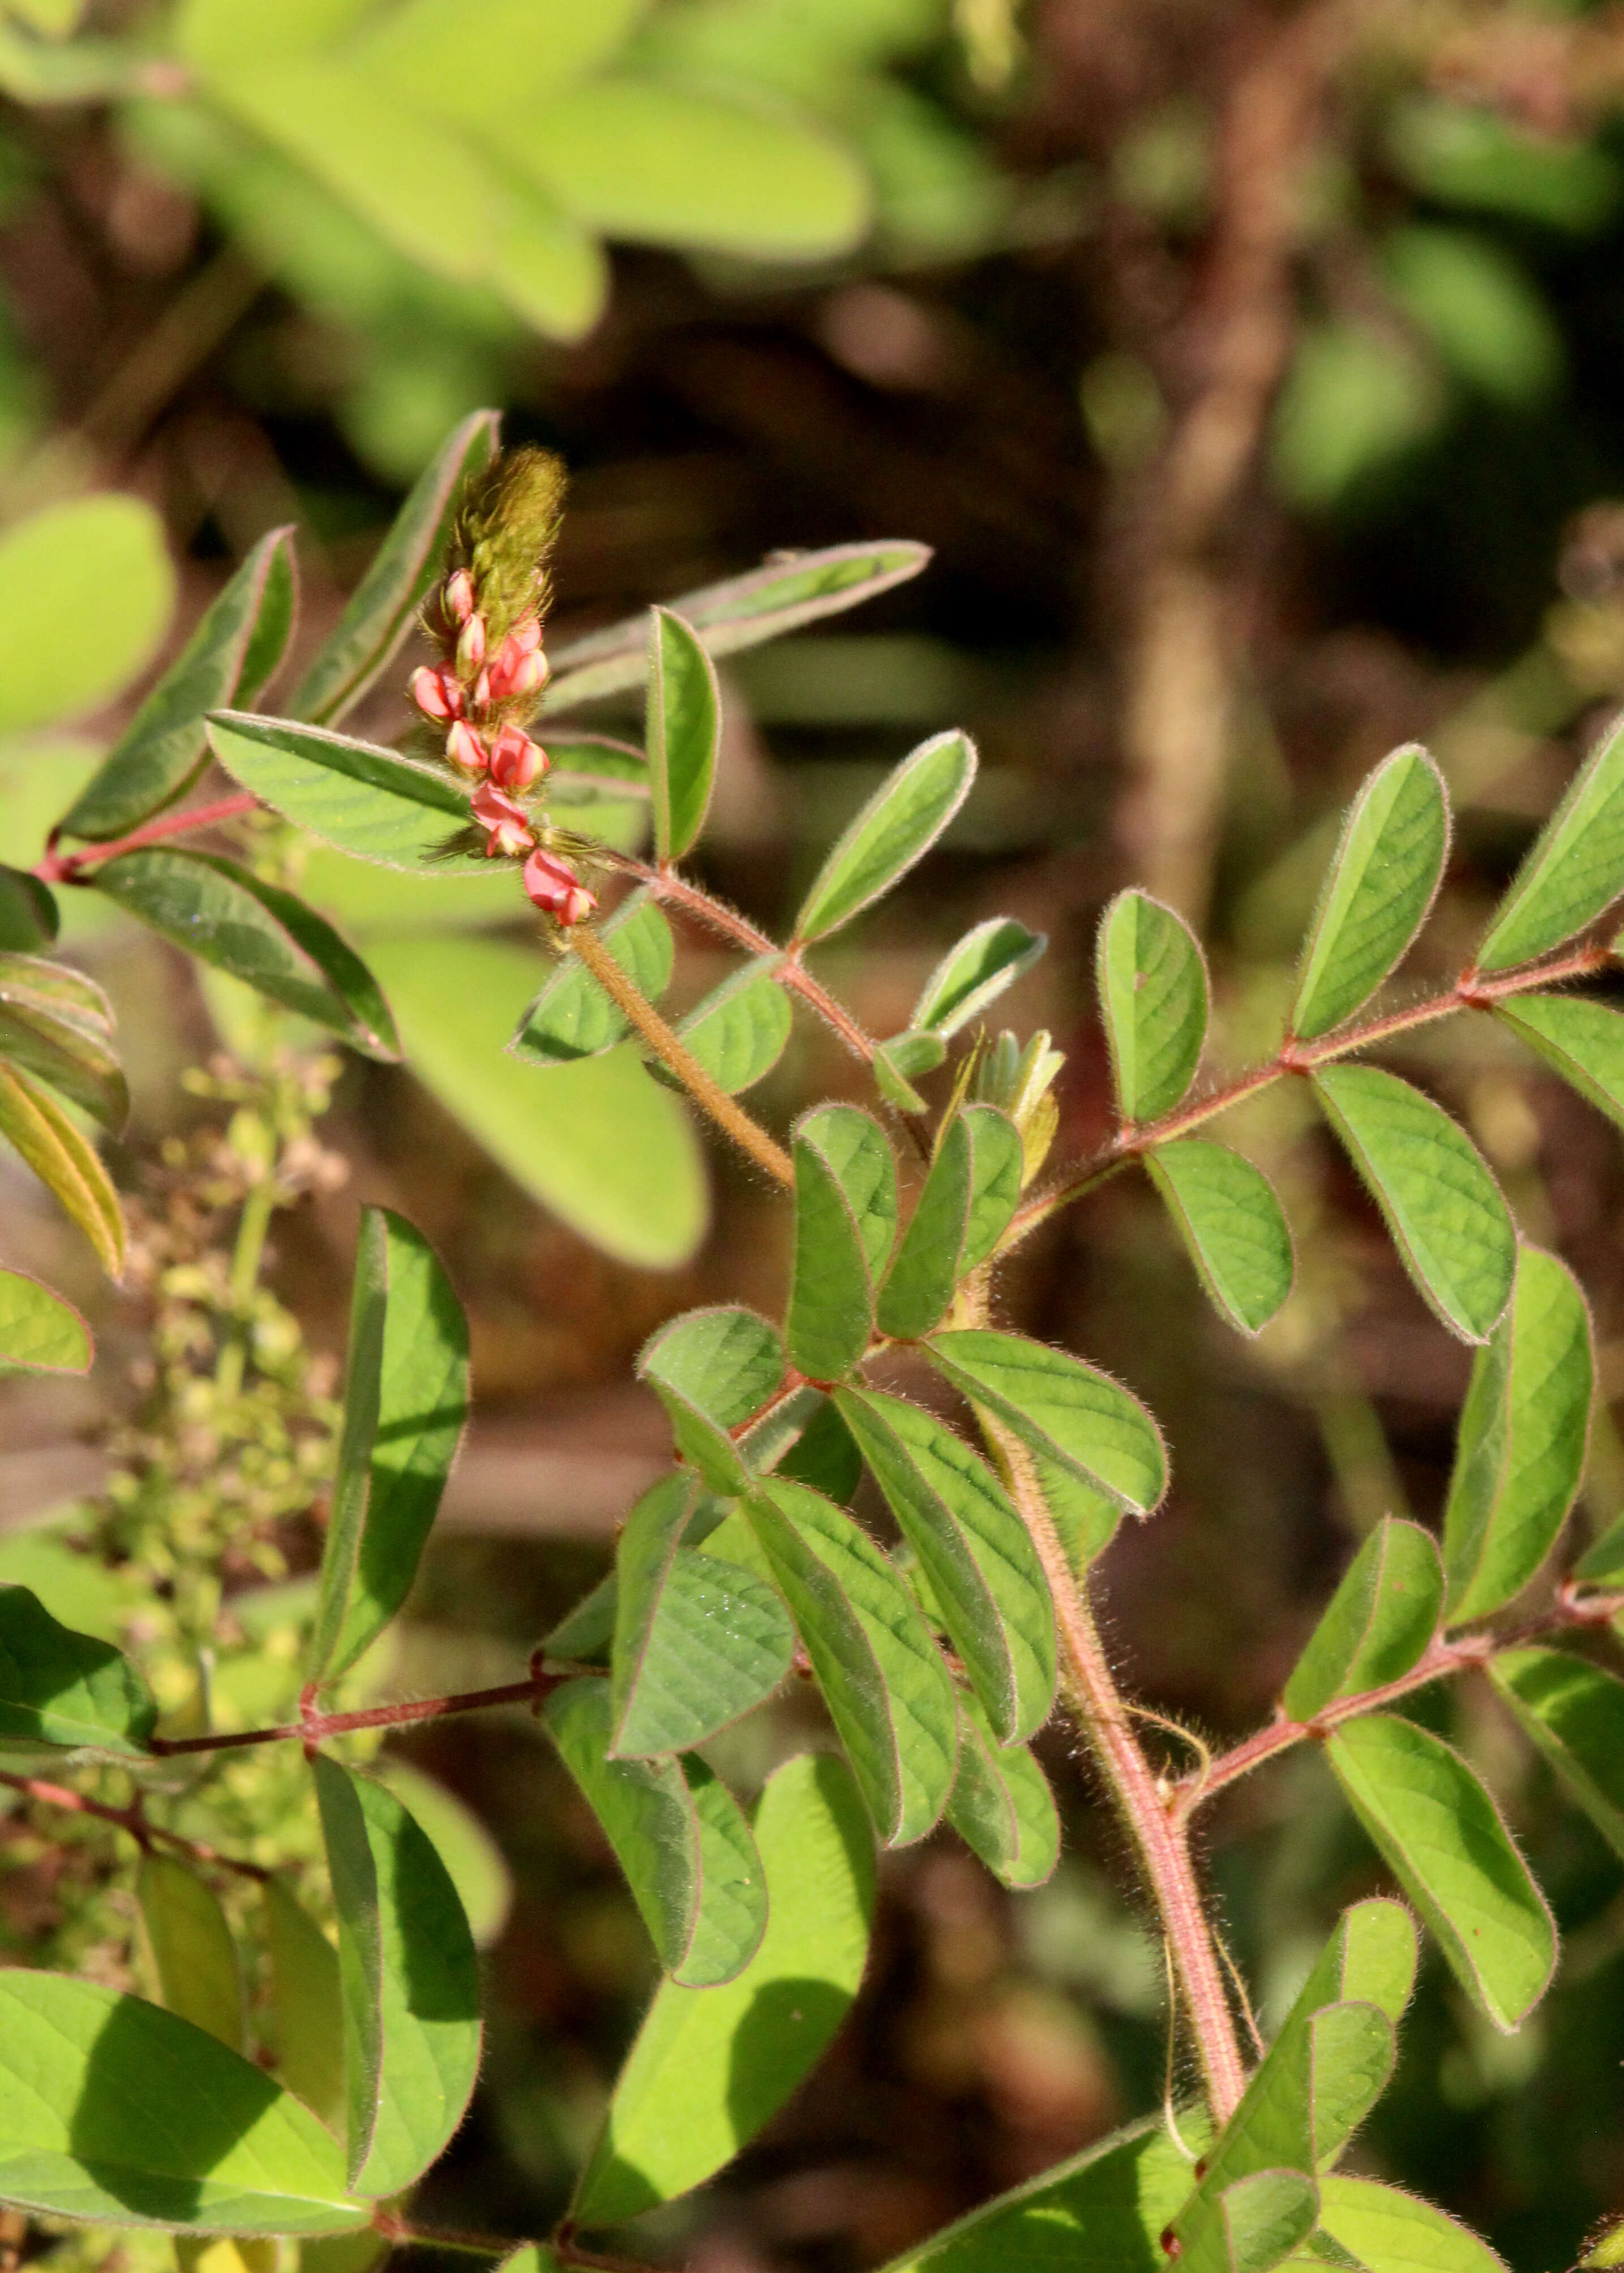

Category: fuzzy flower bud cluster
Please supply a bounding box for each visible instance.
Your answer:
[407,446,595,925]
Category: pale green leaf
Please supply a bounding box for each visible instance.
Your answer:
[637,1306,782,1495]
[263,1877,345,2129]
[647,955,791,1095]
[680,1756,769,1987]
[1442,1242,1592,1622]
[1096,889,1208,1123]
[1327,1714,1555,2031]
[925,1328,1167,1515]
[363,936,707,1269]
[0,1584,153,1755]
[1146,1138,1294,1335]
[1494,992,1624,1131]
[787,1120,877,1380]
[0,1265,89,1373]
[1283,1519,1443,1723]
[545,539,930,712]
[877,1107,1020,1339]
[1317,2175,1509,2273]
[0,1971,367,2235]
[911,916,1045,1037]
[836,1387,1055,1744]
[207,711,483,872]
[0,951,125,1129]
[573,1752,875,2225]
[1291,746,1449,1041]
[138,1853,245,2052]
[1477,711,1624,971]
[511,891,674,1064]
[312,1755,482,2196]
[357,0,646,121]
[873,1030,945,1113]
[744,1478,959,1845]
[1490,1646,1624,1861]
[797,1102,897,1279]
[1310,1065,1515,1343]
[945,1695,1059,1889]
[647,607,719,861]
[0,494,174,732]
[0,1058,125,1275]
[92,850,399,1059]
[793,730,977,943]
[60,527,297,840]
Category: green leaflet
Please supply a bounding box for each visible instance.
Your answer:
[788,1118,879,1379]
[1317,2175,1510,2272]
[744,1478,959,1845]
[1179,2172,1318,2273]
[798,1102,898,1279]
[793,730,978,943]
[572,1752,876,2226]
[1145,1138,1294,1335]
[646,607,719,861]
[877,1106,1022,1339]
[873,2113,1206,2273]
[1441,1242,1592,1623]
[1096,889,1208,1123]
[291,409,499,725]
[543,1676,765,1987]
[364,934,706,1271]
[207,712,486,873]
[645,955,792,1095]
[1289,1898,1419,2168]
[0,1971,368,2236]
[60,526,298,840]
[835,1387,1055,1744]
[1491,1646,1624,1860]
[263,1876,345,2130]
[0,493,173,735]
[138,1854,245,2053]
[312,1755,482,2196]
[92,848,400,1060]
[375,1757,514,1953]
[1494,992,1624,1130]
[1035,1455,1124,1578]
[0,1584,155,1754]
[0,1057,125,1276]
[511,890,674,1063]
[611,1474,794,1757]
[1282,1518,1443,1723]
[1310,1064,1515,1343]
[0,1265,89,1373]
[545,539,932,711]
[925,1328,1168,1515]
[307,1207,470,1684]
[0,864,58,950]
[1290,745,1449,1041]
[873,1029,947,1113]
[1327,1714,1556,2031]
[0,951,126,1129]
[1476,710,1624,971]
[911,917,1047,1037]
[945,1694,1060,1889]
[772,1393,864,1503]
[637,1305,785,1495]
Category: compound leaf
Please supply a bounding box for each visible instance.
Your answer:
[945,1695,1060,1889]
[1311,1064,1515,1343]
[511,890,673,1063]
[1477,711,1624,971]
[312,1755,482,2197]
[1442,1242,1592,1623]
[1327,1714,1555,2031]
[924,1328,1167,1515]
[836,1387,1055,1744]
[1283,1518,1443,1723]
[743,1478,958,1845]
[0,1266,89,1373]
[0,1971,367,2235]
[92,850,398,1060]
[292,409,499,726]
[60,526,297,841]
[572,1752,875,2225]
[646,608,718,861]
[1291,745,1449,1041]
[1097,889,1207,1123]
[911,917,1046,1038]
[0,1583,153,1755]
[794,730,976,944]
[1490,1646,1624,1860]
[0,1058,125,1275]
[1146,1138,1294,1334]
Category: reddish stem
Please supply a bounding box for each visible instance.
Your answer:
[145,1670,565,1756]
[0,1766,269,1880]
[36,792,259,884]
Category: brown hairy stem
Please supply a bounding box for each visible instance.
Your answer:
[565,916,795,1188]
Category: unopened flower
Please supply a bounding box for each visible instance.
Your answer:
[444,568,475,625]
[490,723,547,790]
[507,615,542,655]
[470,780,537,857]
[456,612,487,676]
[445,720,488,777]
[487,636,547,704]
[411,664,463,723]
[523,846,594,925]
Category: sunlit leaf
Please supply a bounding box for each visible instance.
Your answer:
[0,951,125,1129]
[794,730,977,944]
[0,494,174,734]
[374,1757,514,1953]
[138,1854,245,2051]
[1290,744,1449,1041]
[0,1266,90,1373]
[1490,1646,1624,1862]
[1477,710,1624,971]
[1318,2174,1509,2273]
[0,1584,154,1754]
[646,956,791,1096]
[263,1877,345,2129]
[1145,1138,1293,1335]
[208,711,485,873]
[1283,1518,1443,1723]
[877,1107,1020,1339]
[945,1695,1059,1889]
[911,917,1046,1037]
[924,1328,1167,1515]
[787,1116,879,1380]
[1096,889,1207,1123]
[511,890,673,1063]
[1494,992,1624,1132]
[0,1058,124,1276]
[646,607,718,862]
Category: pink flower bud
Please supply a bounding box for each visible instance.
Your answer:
[523,847,595,925]
[444,568,475,625]
[470,780,537,857]
[490,723,547,790]
[487,638,548,704]
[509,615,542,654]
[411,664,462,723]
[456,612,487,676]
[473,668,492,710]
[445,720,488,777]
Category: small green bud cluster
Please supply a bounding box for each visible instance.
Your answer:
[973,1028,1064,1183]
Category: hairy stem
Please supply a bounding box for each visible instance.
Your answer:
[147,1669,565,1756]
[36,792,259,884]
[565,917,795,1187]
[1009,942,1614,1249]
[980,1413,1248,2122]
[0,1767,269,1880]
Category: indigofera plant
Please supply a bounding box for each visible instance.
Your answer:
[12,417,1624,2270]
